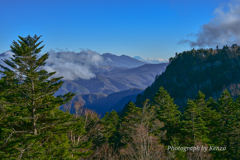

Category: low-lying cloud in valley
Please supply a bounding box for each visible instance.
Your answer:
[178,0,240,48]
[45,49,103,80]
[0,49,104,80]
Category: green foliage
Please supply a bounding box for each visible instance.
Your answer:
[0,35,91,159]
[181,99,210,146]
[232,96,240,159]
[211,89,238,159]
[101,110,119,145]
[1,36,240,159]
[118,100,164,147]
[119,101,141,146]
[136,46,240,111]
[153,86,181,145]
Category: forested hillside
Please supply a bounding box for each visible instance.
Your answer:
[1,35,240,160]
[136,45,240,111]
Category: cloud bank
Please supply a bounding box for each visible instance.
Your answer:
[0,49,104,80]
[178,0,240,48]
[45,49,103,80]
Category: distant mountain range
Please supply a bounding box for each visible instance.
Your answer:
[101,53,148,68]
[1,50,167,96]
[55,63,168,96]
[0,50,168,116]
[54,53,168,116]
[57,62,168,115]
[133,56,168,64]
[0,51,148,79]
[90,53,149,74]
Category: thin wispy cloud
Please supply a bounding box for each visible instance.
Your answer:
[178,0,240,48]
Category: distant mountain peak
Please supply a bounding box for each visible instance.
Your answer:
[102,53,147,68]
[103,53,130,58]
[102,53,113,55]
[120,54,131,57]
[133,56,143,60]
[133,56,168,64]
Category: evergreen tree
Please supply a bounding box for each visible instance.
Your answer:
[0,35,91,159]
[101,110,119,146]
[119,101,141,146]
[232,95,240,159]
[67,114,93,159]
[204,97,222,148]
[195,92,221,145]
[153,87,181,145]
[181,99,210,146]
[214,89,237,159]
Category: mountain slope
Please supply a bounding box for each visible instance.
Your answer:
[85,88,144,116]
[56,63,168,95]
[102,53,148,68]
[0,51,148,79]
[107,93,140,113]
[63,88,144,116]
[59,93,107,113]
[136,46,240,111]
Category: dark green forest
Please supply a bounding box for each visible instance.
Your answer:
[136,44,240,111]
[0,35,240,160]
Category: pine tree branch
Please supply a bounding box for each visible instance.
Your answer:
[1,130,33,148]
[0,100,30,107]
[15,143,34,160]
[0,104,6,111]
[40,135,52,147]
[8,82,31,98]
[34,102,51,108]
[35,91,55,101]
[38,122,59,130]
[42,80,52,97]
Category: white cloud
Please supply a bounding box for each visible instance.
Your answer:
[0,49,104,80]
[178,0,240,48]
[46,49,103,80]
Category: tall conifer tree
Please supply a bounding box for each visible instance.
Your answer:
[153,87,181,145]
[232,95,240,159]
[181,99,210,146]
[215,89,237,159]
[101,110,119,146]
[0,35,91,159]
[119,101,141,146]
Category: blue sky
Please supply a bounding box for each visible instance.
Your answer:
[1,0,239,60]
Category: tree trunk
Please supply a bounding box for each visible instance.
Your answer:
[33,107,37,135]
